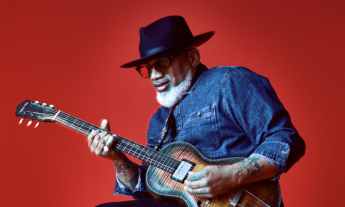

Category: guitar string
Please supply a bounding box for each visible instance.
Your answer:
[36,106,182,172]
[114,138,176,173]
[113,136,170,171]
[54,117,179,173]
[117,138,177,173]
[52,109,182,170]
[54,116,178,173]
[46,108,181,171]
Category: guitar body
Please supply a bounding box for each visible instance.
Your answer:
[146,142,281,207]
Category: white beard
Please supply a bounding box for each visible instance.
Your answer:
[156,70,192,108]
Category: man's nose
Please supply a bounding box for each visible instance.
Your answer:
[150,68,164,80]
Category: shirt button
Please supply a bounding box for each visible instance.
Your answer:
[177,127,181,131]
[158,140,161,143]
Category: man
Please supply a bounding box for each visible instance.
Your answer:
[88,16,305,207]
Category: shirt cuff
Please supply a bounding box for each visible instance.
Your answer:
[250,153,281,181]
[113,163,151,199]
[252,141,291,181]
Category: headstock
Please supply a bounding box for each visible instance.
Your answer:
[15,99,58,127]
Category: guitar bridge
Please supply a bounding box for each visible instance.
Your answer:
[171,159,195,183]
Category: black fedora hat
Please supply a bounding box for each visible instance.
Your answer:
[120,16,214,68]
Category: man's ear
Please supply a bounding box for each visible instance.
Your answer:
[189,48,200,68]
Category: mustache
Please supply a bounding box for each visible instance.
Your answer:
[152,78,170,85]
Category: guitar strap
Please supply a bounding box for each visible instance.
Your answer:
[155,107,174,151]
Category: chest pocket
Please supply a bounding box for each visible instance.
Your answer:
[182,105,220,152]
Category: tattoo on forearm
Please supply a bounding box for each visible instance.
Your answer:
[114,162,138,190]
[236,156,265,179]
[116,164,129,177]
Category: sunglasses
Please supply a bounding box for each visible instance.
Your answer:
[135,48,192,78]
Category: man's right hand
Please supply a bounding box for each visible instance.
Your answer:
[88,119,140,191]
[88,119,124,161]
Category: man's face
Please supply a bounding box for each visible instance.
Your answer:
[148,50,192,92]
[147,50,197,108]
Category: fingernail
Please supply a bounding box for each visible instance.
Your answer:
[188,171,193,174]
[184,186,187,191]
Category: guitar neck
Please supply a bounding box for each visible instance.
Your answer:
[53,110,179,174]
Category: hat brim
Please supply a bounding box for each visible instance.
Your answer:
[120,31,215,68]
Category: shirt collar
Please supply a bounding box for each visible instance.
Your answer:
[186,63,208,94]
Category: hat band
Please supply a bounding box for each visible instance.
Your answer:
[141,45,171,58]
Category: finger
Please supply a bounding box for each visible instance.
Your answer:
[97,134,112,156]
[195,193,213,198]
[184,178,207,189]
[104,135,116,151]
[105,134,115,148]
[91,131,108,152]
[88,129,99,145]
[184,186,211,196]
[102,135,117,155]
[95,134,109,156]
[187,170,206,181]
[101,119,110,131]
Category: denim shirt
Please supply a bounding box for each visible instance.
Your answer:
[114,64,306,199]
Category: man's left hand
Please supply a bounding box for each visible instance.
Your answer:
[184,165,239,198]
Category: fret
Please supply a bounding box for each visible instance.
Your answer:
[137,146,146,161]
[144,150,153,164]
[127,142,136,157]
[60,114,68,125]
[115,138,126,153]
[76,121,85,132]
[53,111,179,173]
[73,119,83,131]
[57,113,95,135]
[87,125,94,134]
[151,148,159,168]
[71,117,76,126]
[126,146,135,157]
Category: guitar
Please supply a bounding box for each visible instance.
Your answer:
[15,99,281,207]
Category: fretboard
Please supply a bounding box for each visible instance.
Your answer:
[53,110,180,174]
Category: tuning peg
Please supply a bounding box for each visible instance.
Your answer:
[35,122,40,128]
[33,101,39,105]
[48,105,54,109]
[41,103,47,107]
[19,118,24,124]
[27,120,32,126]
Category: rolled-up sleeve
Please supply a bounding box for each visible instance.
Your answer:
[225,67,306,179]
[113,162,153,199]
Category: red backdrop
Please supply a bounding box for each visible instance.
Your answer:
[1,0,344,206]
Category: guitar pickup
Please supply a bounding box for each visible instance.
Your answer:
[171,159,195,183]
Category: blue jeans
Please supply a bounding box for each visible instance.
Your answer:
[96,199,284,207]
[96,199,184,207]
